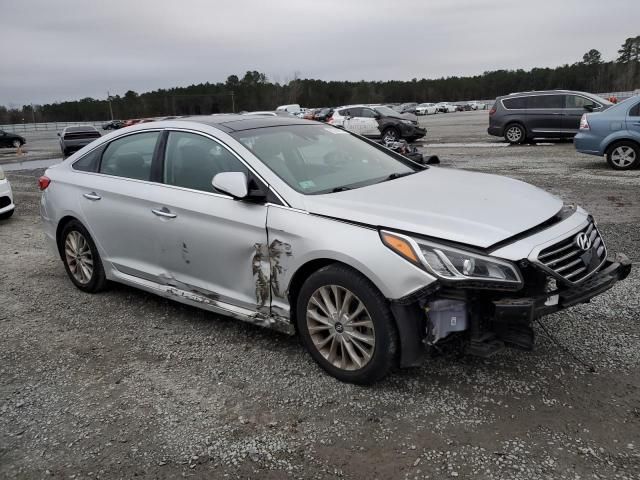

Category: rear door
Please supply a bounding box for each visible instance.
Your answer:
[154,130,269,312]
[627,101,640,138]
[76,130,168,282]
[525,94,565,135]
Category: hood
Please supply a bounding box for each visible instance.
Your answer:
[303,167,563,249]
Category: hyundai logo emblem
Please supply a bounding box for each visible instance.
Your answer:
[574,232,592,251]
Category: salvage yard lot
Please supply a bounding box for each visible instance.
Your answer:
[1,112,639,479]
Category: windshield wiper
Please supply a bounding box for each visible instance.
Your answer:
[382,171,416,182]
[331,186,352,192]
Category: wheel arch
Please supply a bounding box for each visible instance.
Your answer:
[286,257,425,369]
[55,215,83,258]
[603,136,640,156]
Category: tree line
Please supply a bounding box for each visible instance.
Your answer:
[1,36,638,124]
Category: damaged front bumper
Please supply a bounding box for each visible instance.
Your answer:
[391,254,632,368]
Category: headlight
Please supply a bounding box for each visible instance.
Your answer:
[0,167,5,181]
[401,120,414,125]
[380,230,522,286]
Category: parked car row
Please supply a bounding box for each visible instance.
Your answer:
[487,88,640,170]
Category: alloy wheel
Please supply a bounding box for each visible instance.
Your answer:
[12,139,21,148]
[610,146,636,168]
[506,126,523,143]
[64,230,94,284]
[306,285,375,371]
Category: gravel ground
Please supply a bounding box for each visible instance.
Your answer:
[1,113,639,479]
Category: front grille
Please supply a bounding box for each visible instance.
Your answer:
[536,220,606,284]
[0,196,10,209]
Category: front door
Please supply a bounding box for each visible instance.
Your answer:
[563,94,600,133]
[155,130,269,312]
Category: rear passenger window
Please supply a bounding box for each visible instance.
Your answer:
[163,131,248,193]
[361,108,377,118]
[99,132,159,181]
[629,103,640,117]
[502,97,527,109]
[73,147,102,172]
[528,95,564,109]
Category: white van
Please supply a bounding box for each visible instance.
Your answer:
[276,104,302,114]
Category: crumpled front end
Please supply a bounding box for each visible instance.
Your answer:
[386,216,632,367]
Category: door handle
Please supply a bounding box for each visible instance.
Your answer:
[83,192,101,201]
[151,207,177,219]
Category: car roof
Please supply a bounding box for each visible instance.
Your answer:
[63,125,98,132]
[174,114,318,132]
[503,90,595,98]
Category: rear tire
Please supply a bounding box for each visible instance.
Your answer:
[296,264,398,385]
[504,123,526,144]
[606,141,640,170]
[59,220,108,293]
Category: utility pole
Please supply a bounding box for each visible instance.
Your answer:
[107,91,114,120]
[230,91,235,113]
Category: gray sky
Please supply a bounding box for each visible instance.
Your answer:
[1,0,638,106]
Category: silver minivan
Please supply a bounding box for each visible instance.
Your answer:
[40,116,631,384]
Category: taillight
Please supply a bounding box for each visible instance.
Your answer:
[38,176,51,191]
[579,113,590,130]
[489,105,497,116]
[327,115,334,124]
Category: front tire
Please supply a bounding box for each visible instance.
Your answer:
[296,264,398,384]
[0,209,14,220]
[381,127,400,143]
[12,139,22,148]
[606,141,640,170]
[59,220,108,293]
[504,123,526,144]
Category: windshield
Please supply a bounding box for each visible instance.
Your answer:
[373,106,401,117]
[233,125,418,194]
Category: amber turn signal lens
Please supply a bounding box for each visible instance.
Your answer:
[380,232,419,264]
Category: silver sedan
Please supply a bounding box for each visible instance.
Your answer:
[39,115,630,384]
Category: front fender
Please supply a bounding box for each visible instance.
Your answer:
[266,205,436,318]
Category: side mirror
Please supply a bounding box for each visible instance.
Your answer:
[57,132,61,136]
[584,104,595,112]
[374,113,381,119]
[212,171,248,199]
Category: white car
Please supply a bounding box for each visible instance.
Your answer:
[0,166,15,220]
[415,103,438,115]
[435,103,457,113]
[468,101,485,111]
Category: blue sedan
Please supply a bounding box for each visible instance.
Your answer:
[574,96,640,170]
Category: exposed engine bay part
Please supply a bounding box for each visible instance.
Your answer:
[378,138,440,165]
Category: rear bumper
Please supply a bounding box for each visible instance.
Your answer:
[573,133,602,155]
[487,125,503,137]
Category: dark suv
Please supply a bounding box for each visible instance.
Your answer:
[488,90,612,144]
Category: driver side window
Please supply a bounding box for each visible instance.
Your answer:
[163,131,248,193]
